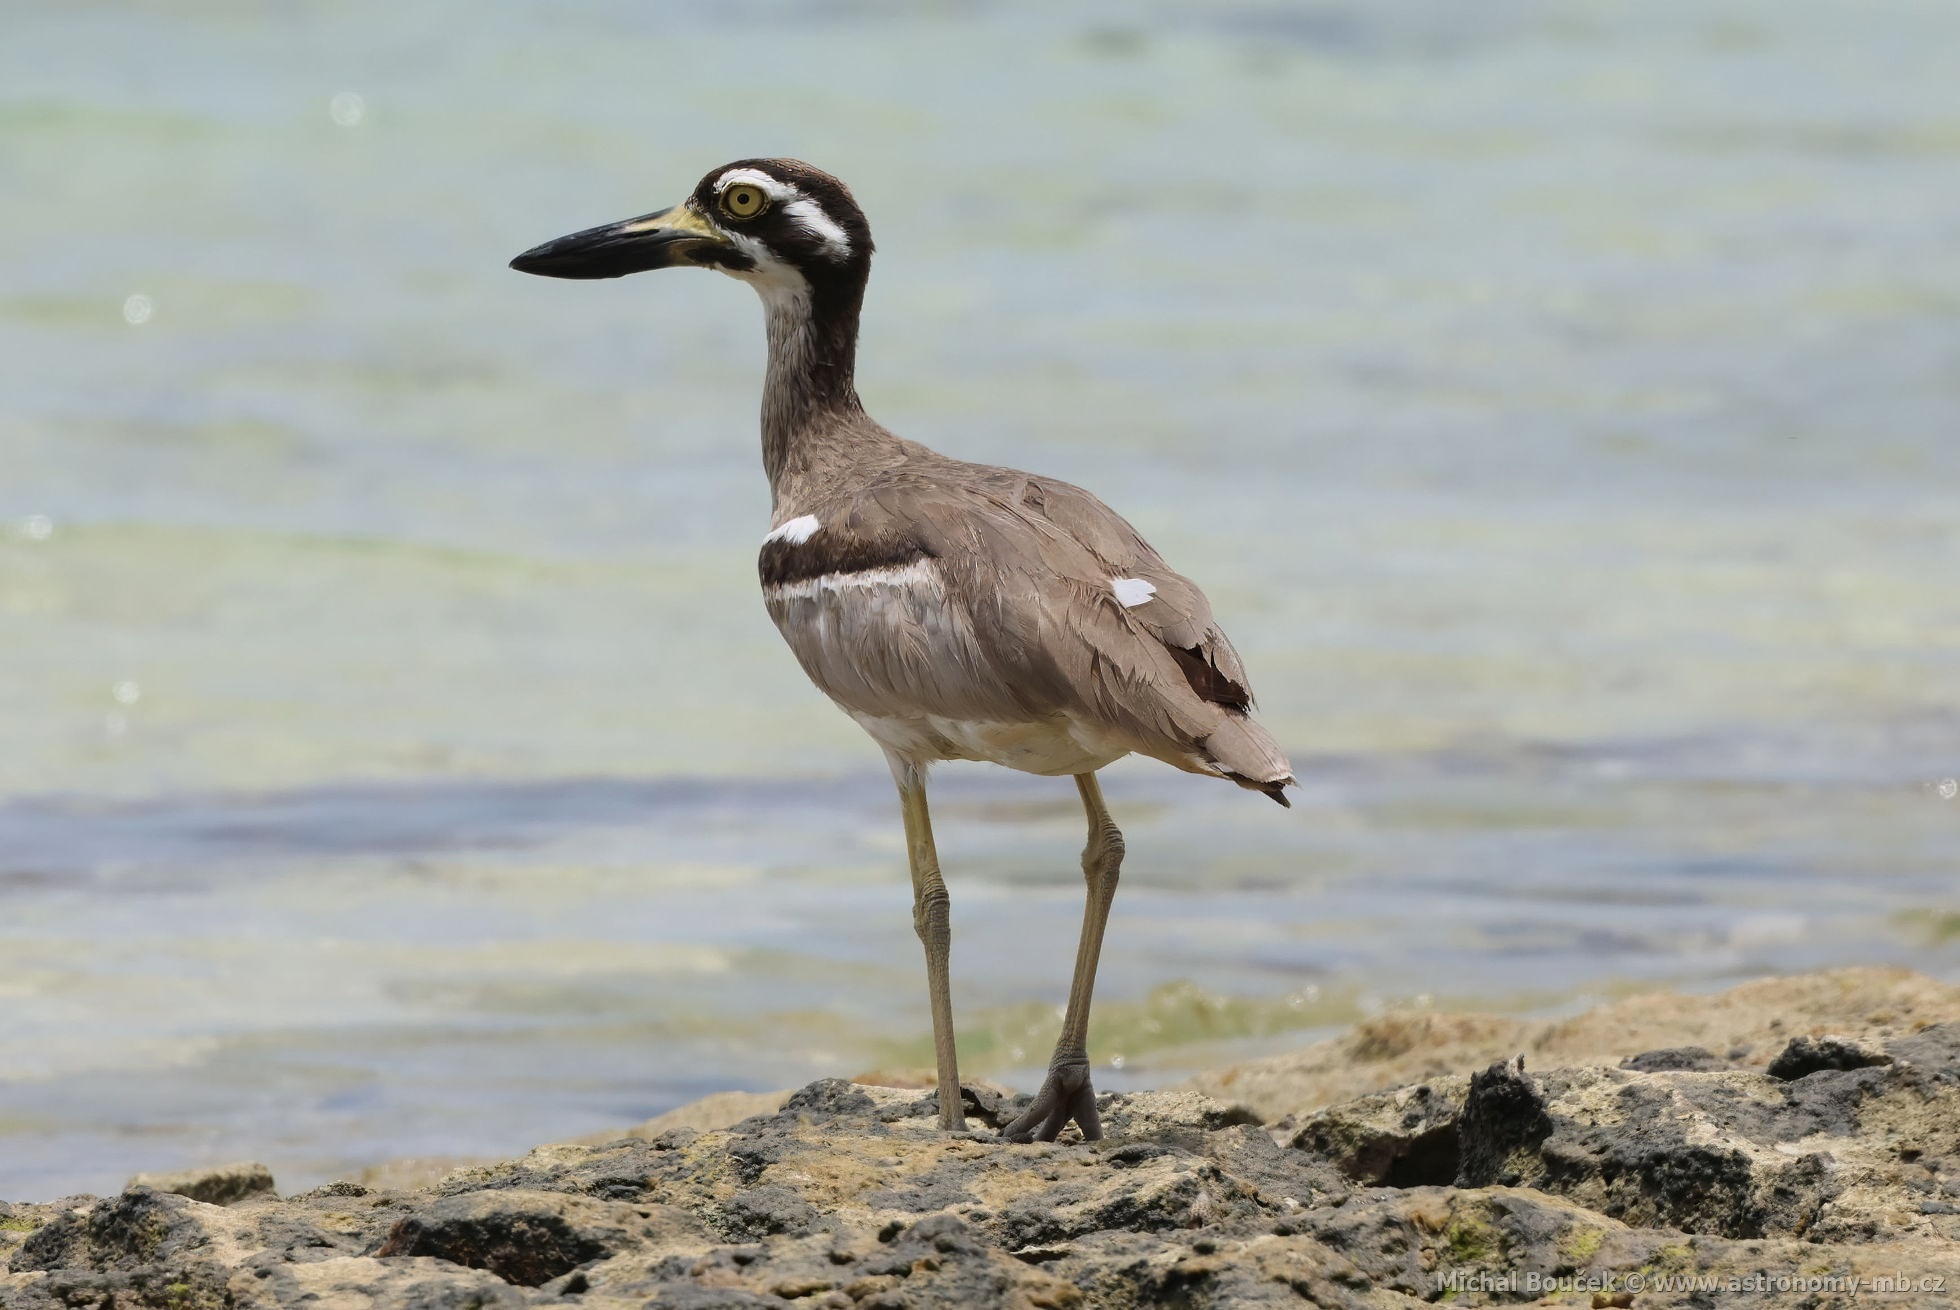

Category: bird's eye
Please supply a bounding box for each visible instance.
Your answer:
[721,184,767,220]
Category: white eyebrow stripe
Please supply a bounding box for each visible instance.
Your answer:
[713,169,852,260]
[764,514,822,545]
[781,196,853,258]
[1111,577,1157,607]
[715,167,797,201]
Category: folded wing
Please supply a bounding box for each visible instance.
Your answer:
[845,463,1295,803]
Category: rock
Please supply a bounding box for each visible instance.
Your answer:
[373,1188,690,1287]
[713,1185,820,1240]
[1767,1033,1895,1080]
[1448,1028,1960,1243]
[6,1186,274,1310]
[780,1076,879,1120]
[592,1088,794,1142]
[125,1160,277,1206]
[0,1199,59,1269]
[348,1155,492,1193]
[1454,1056,1554,1191]
[1286,1077,1467,1186]
[232,1255,526,1309]
[9,971,1960,1307]
[1297,1184,1960,1309]
[1620,1045,1728,1072]
[1187,967,1960,1123]
[11,1187,262,1274]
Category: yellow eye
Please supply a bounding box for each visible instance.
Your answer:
[721,184,767,219]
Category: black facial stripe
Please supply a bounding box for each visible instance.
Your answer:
[691,246,755,272]
[690,158,874,271]
[759,533,933,588]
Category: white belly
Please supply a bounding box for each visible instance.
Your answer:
[846,710,1130,776]
[763,557,1131,775]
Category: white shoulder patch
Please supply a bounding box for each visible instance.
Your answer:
[1111,577,1157,607]
[765,514,822,545]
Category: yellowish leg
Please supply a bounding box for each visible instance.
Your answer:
[1003,771,1123,1142]
[889,755,966,1131]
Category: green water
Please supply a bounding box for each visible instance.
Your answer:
[2,0,1956,1199]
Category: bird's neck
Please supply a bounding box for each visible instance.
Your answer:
[756,273,884,507]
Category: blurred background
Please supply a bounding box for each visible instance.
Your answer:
[2,0,1956,1201]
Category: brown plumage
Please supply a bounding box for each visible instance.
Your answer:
[512,158,1294,1143]
[756,452,1292,800]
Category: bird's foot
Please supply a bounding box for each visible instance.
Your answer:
[923,1082,1019,1132]
[1001,1057,1101,1143]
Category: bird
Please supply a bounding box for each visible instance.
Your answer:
[510,159,1293,1142]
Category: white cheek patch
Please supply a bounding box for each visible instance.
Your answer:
[780,197,852,259]
[1112,577,1157,608]
[765,514,822,545]
[725,230,810,306]
[725,229,777,268]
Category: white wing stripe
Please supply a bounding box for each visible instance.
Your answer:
[764,559,937,602]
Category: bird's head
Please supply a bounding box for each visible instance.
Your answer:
[509,158,872,305]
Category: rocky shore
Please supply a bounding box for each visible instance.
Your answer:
[5,968,1957,1308]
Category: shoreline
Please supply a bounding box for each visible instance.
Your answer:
[6,967,1957,1307]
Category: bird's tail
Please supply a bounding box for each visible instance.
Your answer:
[1202,712,1295,807]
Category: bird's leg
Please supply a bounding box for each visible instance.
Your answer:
[889,754,966,1131]
[1003,771,1123,1143]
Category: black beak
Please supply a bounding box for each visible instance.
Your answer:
[508,204,735,280]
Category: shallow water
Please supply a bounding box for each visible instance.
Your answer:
[3,1,1957,1199]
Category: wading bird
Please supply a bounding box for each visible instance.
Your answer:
[510,160,1292,1141]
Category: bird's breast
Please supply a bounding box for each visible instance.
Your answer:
[758,518,927,590]
[760,543,1014,725]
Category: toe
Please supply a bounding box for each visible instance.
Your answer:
[1072,1083,1103,1141]
[1001,1092,1053,1143]
[1001,1065,1100,1143]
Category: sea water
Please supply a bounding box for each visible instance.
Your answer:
[2,0,1955,1198]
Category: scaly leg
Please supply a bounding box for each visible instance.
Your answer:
[888,752,966,1131]
[1003,771,1123,1143]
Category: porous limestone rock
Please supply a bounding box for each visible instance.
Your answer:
[125,1161,277,1207]
[7,971,1960,1308]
